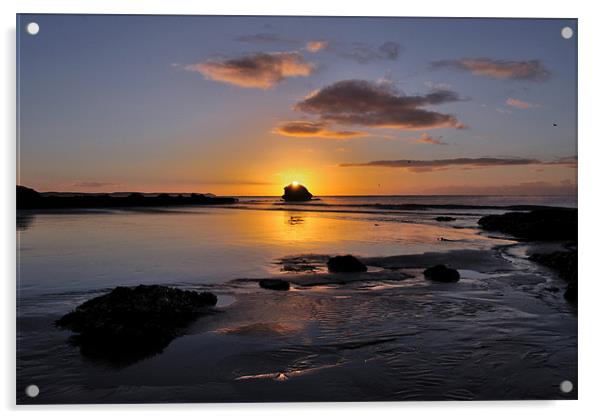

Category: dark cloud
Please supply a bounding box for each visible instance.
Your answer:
[431,58,550,81]
[185,52,315,89]
[273,120,366,139]
[294,80,466,130]
[339,156,576,172]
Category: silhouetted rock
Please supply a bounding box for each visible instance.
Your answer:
[435,216,456,222]
[282,183,313,202]
[423,265,460,282]
[327,255,367,273]
[529,250,577,303]
[56,285,217,365]
[259,279,290,291]
[16,185,43,209]
[478,208,577,241]
[16,185,237,209]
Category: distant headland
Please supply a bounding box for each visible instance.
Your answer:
[16,185,238,210]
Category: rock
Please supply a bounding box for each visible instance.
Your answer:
[478,208,576,241]
[17,185,43,209]
[529,250,577,303]
[56,285,217,364]
[259,279,290,291]
[16,185,237,210]
[282,183,313,202]
[327,255,367,273]
[435,216,456,222]
[423,265,460,282]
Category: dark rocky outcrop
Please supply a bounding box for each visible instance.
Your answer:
[529,250,577,303]
[17,185,237,210]
[423,265,460,282]
[479,208,577,303]
[435,216,456,222]
[478,208,577,241]
[282,183,313,202]
[327,255,367,273]
[259,279,290,291]
[56,285,217,365]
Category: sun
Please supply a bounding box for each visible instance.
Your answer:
[291,181,299,186]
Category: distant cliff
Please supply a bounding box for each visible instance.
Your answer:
[16,186,237,209]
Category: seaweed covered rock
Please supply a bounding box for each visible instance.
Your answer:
[327,255,367,273]
[423,265,460,282]
[259,279,290,291]
[56,285,217,364]
[529,250,577,303]
[478,208,577,241]
[282,183,313,202]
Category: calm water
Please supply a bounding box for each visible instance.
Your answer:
[16,195,577,403]
[19,195,575,296]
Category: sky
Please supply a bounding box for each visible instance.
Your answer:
[17,15,577,196]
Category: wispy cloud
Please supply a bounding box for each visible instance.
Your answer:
[410,133,448,145]
[273,120,366,139]
[339,156,576,172]
[506,97,540,109]
[431,58,550,81]
[305,40,329,53]
[294,80,466,130]
[336,41,401,63]
[234,32,297,45]
[185,52,315,89]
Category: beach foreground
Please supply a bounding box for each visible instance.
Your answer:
[16,196,577,403]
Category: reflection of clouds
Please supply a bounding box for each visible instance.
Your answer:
[17,212,35,231]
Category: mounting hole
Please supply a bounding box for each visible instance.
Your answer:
[561,27,573,39]
[559,380,573,393]
[26,22,40,35]
[25,384,39,398]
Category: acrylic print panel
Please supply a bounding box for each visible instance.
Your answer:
[16,14,577,404]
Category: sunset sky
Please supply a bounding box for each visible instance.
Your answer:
[18,15,577,196]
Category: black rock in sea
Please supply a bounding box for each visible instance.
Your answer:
[423,265,460,282]
[259,279,290,291]
[529,250,577,303]
[327,255,368,273]
[435,216,457,222]
[282,183,313,202]
[56,285,217,365]
[478,208,577,241]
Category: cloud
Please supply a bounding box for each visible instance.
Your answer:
[506,97,539,109]
[273,120,366,139]
[339,156,576,172]
[294,80,466,130]
[431,58,550,80]
[73,181,119,188]
[234,33,297,45]
[411,133,448,145]
[185,52,316,89]
[337,41,401,63]
[306,40,329,52]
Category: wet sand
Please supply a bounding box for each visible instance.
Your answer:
[17,243,577,403]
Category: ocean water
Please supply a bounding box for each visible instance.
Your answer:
[16,195,577,403]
